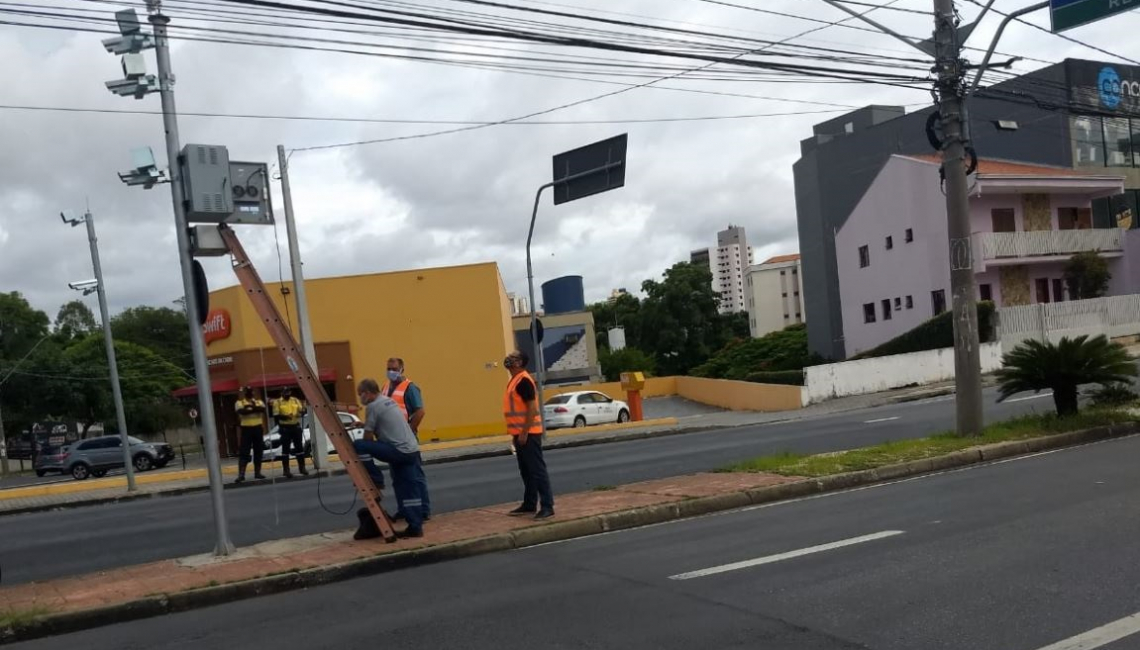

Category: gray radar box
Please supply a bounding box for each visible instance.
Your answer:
[181,144,232,223]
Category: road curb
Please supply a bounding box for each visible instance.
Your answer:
[0,424,725,518]
[4,421,1136,644]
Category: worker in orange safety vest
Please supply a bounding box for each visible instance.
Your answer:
[383,357,431,521]
[503,349,554,520]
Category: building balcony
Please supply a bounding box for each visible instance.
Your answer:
[973,228,1124,267]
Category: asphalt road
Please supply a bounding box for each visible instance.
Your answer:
[12,427,1140,650]
[0,387,1058,586]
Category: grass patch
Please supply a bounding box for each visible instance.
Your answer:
[725,409,1136,478]
[0,606,53,628]
[591,484,617,492]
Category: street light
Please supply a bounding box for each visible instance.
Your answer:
[62,209,137,492]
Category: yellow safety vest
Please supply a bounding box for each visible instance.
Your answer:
[274,397,304,426]
[236,399,265,428]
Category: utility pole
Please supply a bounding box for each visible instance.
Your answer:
[148,1,234,554]
[932,0,984,437]
[276,145,326,467]
[65,210,137,491]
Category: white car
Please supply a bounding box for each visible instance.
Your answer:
[543,391,631,429]
[264,411,364,460]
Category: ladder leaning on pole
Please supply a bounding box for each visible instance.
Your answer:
[218,225,398,543]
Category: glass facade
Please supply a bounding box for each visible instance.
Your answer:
[1072,115,1140,168]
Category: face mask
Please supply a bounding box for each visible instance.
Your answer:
[503,357,515,368]
[386,370,401,382]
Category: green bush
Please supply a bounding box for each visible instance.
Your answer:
[855,301,996,359]
[1088,382,1138,407]
[598,346,657,382]
[691,324,822,380]
[744,370,805,386]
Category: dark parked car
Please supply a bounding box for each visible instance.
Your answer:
[35,435,175,480]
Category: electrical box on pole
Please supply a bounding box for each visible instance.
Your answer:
[181,144,233,222]
[227,161,274,225]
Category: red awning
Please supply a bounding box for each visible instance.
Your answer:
[247,369,337,389]
[172,378,240,399]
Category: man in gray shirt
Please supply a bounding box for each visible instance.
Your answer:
[352,378,426,539]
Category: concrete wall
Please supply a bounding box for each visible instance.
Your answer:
[803,343,1005,404]
[547,376,802,413]
[836,157,949,356]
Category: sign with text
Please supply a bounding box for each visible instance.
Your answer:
[202,309,231,345]
[1050,0,1137,33]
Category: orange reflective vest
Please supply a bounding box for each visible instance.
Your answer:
[382,379,411,419]
[504,371,542,436]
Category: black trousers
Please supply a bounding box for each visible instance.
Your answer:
[513,434,554,510]
[279,424,306,473]
[238,425,264,475]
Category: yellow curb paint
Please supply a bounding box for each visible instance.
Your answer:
[0,418,680,502]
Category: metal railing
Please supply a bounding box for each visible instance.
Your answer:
[975,228,1123,260]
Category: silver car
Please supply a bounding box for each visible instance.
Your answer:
[36,435,175,480]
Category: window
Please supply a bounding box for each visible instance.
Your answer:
[1053,278,1066,303]
[1035,278,1051,304]
[780,270,786,276]
[932,290,947,315]
[885,236,893,250]
[794,291,800,297]
[906,295,914,309]
[859,245,870,268]
[905,228,914,243]
[1105,117,1133,167]
[894,297,902,310]
[1074,116,1104,167]
[795,313,802,321]
[882,299,892,320]
[782,292,788,298]
[844,121,854,134]
[792,268,798,275]
[991,208,1016,233]
[1058,207,1092,230]
[979,284,993,302]
[863,303,876,323]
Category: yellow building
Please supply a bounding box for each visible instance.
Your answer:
[175,262,516,454]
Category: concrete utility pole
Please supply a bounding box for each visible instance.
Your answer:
[932,0,984,437]
[276,145,326,467]
[148,1,234,554]
[66,210,137,490]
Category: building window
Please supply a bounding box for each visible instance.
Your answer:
[794,291,800,297]
[1058,207,1092,230]
[1053,278,1066,302]
[859,245,870,268]
[991,208,1016,233]
[906,295,913,309]
[795,313,802,321]
[1105,117,1133,167]
[905,228,913,243]
[882,299,892,321]
[885,236,893,250]
[894,297,902,310]
[1074,116,1104,167]
[1036,278,1051,304]
[863,303,876,323]
[979,284,993,302]
[780,270,786,276]
[792,268,798,275]
[932,290,947,315]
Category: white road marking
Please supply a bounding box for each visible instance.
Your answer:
[668,530,905,580]
[1006,392,1054,403]
[1035,611,1140,650]
[864,416,900,424]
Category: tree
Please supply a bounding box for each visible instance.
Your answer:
[589,293,643,352]
[721,310,751,341]
[1064,251,1112,300]
[63,335,186,436]
[54,300,98,345]
[638,262,727,375]
[599,346,657,382]
[691,324,821,380]
[995,335,1136,418]
[111,306,192,372]
[0,292,50,362]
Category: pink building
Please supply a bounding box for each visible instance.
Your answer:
[836,155,1133,357]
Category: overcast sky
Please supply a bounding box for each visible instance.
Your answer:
[1,0,1138,322]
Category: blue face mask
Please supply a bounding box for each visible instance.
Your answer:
[386,370,401,382]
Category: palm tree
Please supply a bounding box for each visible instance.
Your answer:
[996,335,1137,417]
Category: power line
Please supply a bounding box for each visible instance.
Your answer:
[964,0,1140,66]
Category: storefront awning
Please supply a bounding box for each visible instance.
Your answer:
[172,378,241,399]
[247,369,337,389]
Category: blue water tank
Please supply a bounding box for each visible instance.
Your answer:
[541,276,585,314]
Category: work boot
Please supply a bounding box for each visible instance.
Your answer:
[282,457,293,479]
[298,457,309,476]
[254,464,266,480]
[354,507,381,540]
[508,505,537,516]
[396,526,424,539]
[234,475,245,485]
[534,508,555,521]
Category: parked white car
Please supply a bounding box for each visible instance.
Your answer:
[543,391,631,429]
[264,411,364,460]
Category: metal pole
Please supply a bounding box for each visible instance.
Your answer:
[276,145,325,467]
[526,184,550,434]
[968,1,1049,94]
[84,212,137,491]
[933,0,984,437]
[150,3,234,554]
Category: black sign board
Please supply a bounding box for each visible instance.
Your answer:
[552,134,628,206]
[532,318,545,345]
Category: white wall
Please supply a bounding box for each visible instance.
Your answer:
[746,260,804,338]
[803,343,1004,404]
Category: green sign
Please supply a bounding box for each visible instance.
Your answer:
[1050,0,1137,33]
